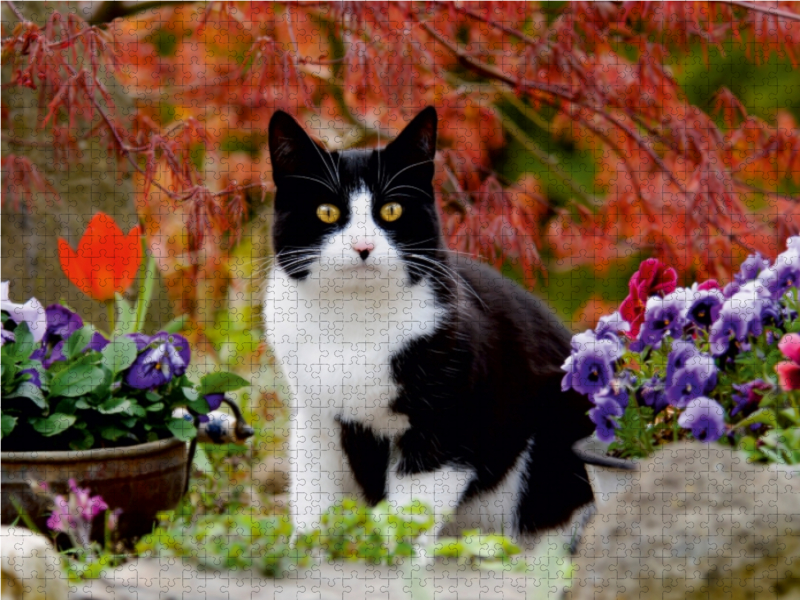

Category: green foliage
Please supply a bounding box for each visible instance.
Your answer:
[0,320,247,451]
[135,497,527,578]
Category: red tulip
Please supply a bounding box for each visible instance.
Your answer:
[58,213,142,302]
[619,258,678,338]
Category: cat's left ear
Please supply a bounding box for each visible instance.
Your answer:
[384,107,438,171]
[268,110,332,183]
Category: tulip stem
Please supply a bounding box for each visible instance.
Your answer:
[107,300,115,337]
[135,251,157,333]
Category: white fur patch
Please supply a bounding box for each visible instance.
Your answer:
[264,186,447,531]
[443,439,534,537]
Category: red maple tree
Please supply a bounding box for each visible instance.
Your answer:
[3,1,799,328]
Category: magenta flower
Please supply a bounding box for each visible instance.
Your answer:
[777,333,800,391]
[731,379,772,417]
[70,479,108,521]
[45,479,109,549]
[678,397,726,442]
[619,258,678,339]
[46,495,77,534]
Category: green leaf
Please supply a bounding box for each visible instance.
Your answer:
[31,413,76,437]
[5,322,34,361]
[69,430,95,451]
[97,397,132,415]
[49,364,106,397]
[198,372,250,397]
[101,337,138,374]
[100,426,128,441]
[146,402,165,412]
[8,381,46,409]
[1,414,18,438]
[163,314,188,334]
[167,416,196,442]
[64,327,95,360]
[736,409,778,430]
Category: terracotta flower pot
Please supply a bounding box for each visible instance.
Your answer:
[1,438,188,541]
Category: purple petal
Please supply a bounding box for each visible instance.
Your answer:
[678,397,726,442]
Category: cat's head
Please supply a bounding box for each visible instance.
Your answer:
[268,107,443,287]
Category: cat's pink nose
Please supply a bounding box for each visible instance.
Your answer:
[352,240,375,261]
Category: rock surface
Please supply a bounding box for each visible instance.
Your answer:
[1,525,67,600]
[569,441,800,599]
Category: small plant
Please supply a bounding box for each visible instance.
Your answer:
[27,479,126,581]
[0,284,248,451]
[135,498,526,578]
[563,237,800,463]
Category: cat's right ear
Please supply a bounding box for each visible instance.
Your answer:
[268,111,328,183]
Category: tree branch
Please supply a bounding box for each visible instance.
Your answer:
[86,1,188,26]
[728,1,800,23]
[4,0,26,22]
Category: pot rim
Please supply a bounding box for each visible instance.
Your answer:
[573,435,639,471]
[1,437,185,463]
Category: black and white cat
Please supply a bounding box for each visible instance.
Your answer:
[263,107,595,539]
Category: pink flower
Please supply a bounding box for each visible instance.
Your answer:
[46,495,77,533]
[619,259,678,339]
[776,334,800,391]
[69,479,108,521]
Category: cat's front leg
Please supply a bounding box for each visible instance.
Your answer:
[289,407,354,534]
[385,462,474,546]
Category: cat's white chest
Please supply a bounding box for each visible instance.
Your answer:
[264,268,444,438]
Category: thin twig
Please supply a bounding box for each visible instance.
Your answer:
[727,1,800,23]
[4,0,25,22]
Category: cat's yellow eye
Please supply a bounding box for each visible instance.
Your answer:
[380,202,403,222]
[317,204,340,224]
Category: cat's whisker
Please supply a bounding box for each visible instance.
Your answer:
[306,135,340,187]
[408,253,488,311]
[383,184,432,199]
[381,158,434,192]
[284,174,336,194]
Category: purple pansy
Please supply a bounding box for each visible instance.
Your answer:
[724,252,770,297]
[30,305,85,368]
[684,286,724,329]
[666,354,718,408]
[757,247,800,300]
[589,396,624,443]
[1,327,15,346]
[594,311,630,342]
[630,291,686,352]
[42,305,84,345]
[666,340,702,387]
[86,331,110,352]
[709,282,771,356]
[637,375,669,414]
[204,393,225,411]
[125,332,190,390]
[731,379,772,417]
[0,281,47,343]
[125,333,151,351]
[561,338,621,397]
[21,367,42,388]
[677,397,726,442]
